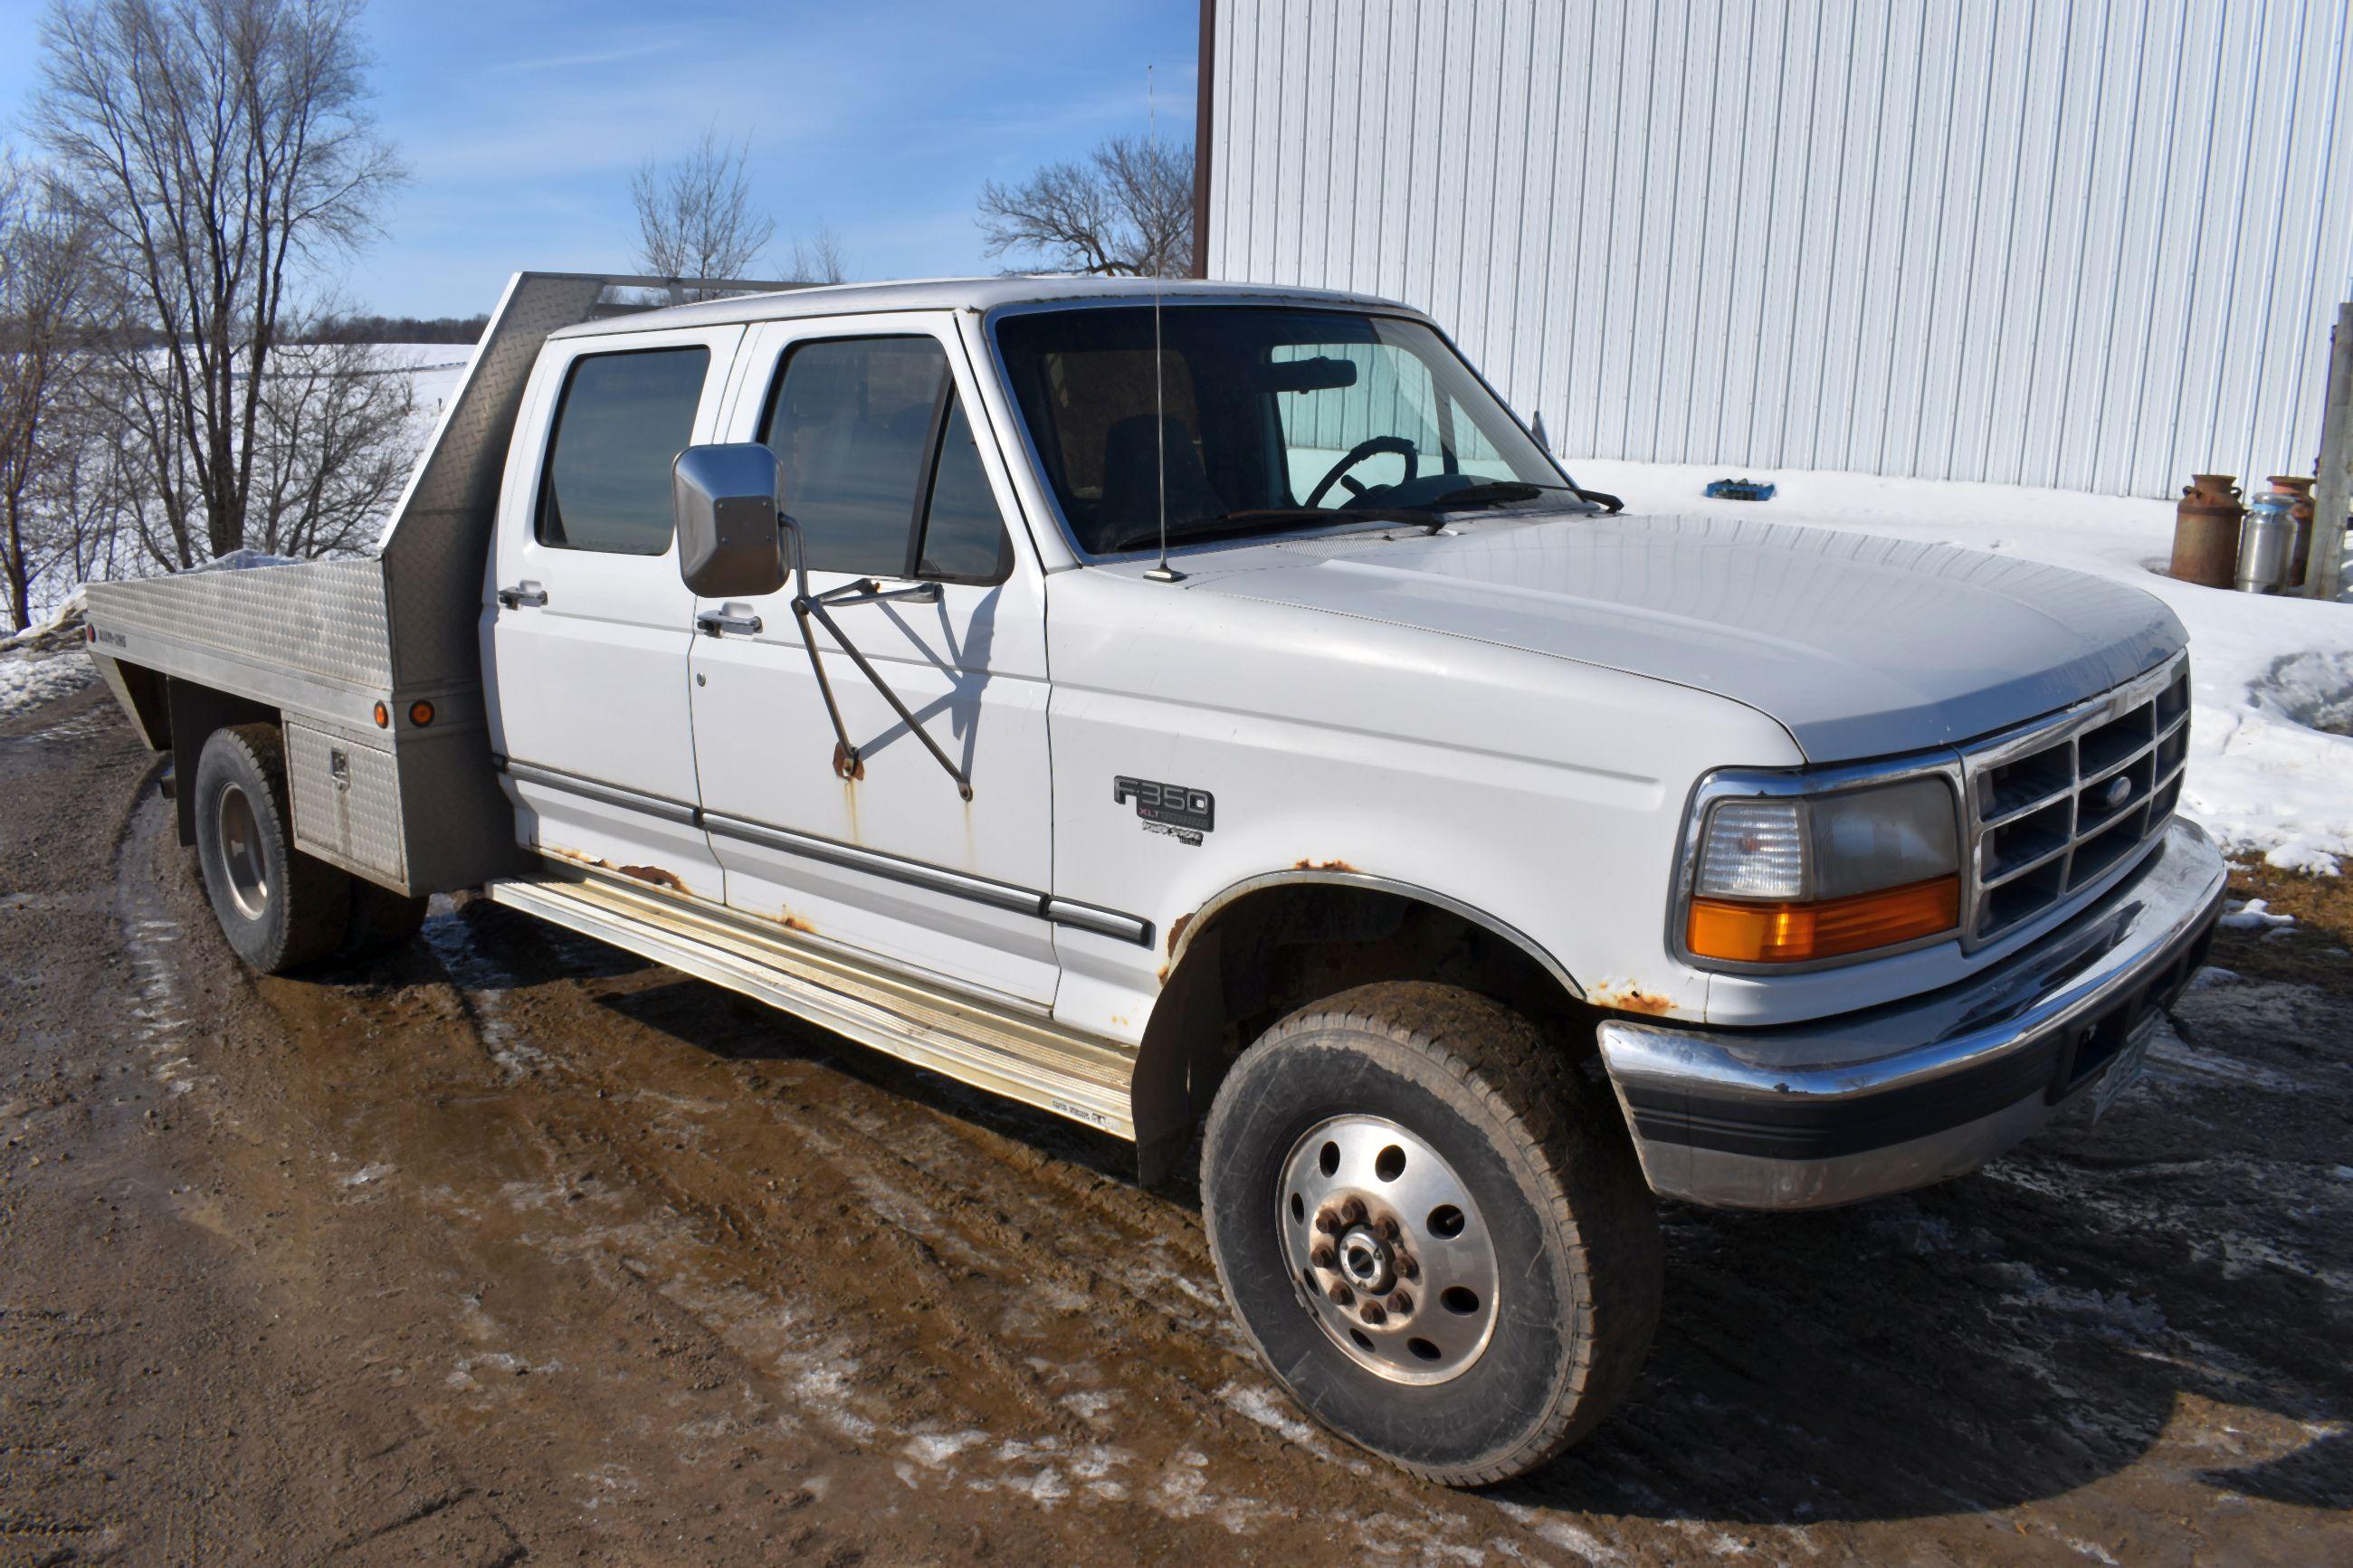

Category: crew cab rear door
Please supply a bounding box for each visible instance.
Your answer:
[484,325,742,898]
[686,313,1058,1005]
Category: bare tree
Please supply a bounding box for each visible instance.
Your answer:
[632,127,776,294]
[246,332,418,559]
[0,154,107,631]
[33,0,405,564]
[977,134,1194,278]
[785,223,850,285]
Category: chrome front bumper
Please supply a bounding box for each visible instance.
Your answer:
[1597,818,2228,1211]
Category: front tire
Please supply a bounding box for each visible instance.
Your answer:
[192,723,350,974]
[1201,982,1662,1486]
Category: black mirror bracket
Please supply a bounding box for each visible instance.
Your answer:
[780,516,973,803]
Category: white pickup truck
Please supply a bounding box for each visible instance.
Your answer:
[82,271,2225,1485]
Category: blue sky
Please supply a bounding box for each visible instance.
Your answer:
[1,0,1197,317]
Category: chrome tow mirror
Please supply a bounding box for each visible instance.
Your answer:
[672,443,788,599]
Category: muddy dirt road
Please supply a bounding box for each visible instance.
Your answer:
[2,681,2348,1565]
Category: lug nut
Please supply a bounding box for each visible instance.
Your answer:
[1310,1245,1336,1269]
[1314,1210,1340,1235]
[1387,1289,1413,1315]
[1327,1280,1354,1306]
[1373,1216,1399,1242]
[1339,1197,1367,1226]
[1359,1301,1387,1325]
[1396,1252,1419,1280]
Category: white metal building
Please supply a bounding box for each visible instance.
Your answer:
[1196,0,2353,499]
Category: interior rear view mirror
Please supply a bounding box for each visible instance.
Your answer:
[1263,356,1361,394]
[673,442,788,599]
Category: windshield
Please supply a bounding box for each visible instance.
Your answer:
[995,306,1571,557]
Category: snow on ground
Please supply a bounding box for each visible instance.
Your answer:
[373,341,473,420]
[0,593,95,720]
[1572,459,2353,874]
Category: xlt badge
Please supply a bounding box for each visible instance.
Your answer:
[1115,775,1215,845]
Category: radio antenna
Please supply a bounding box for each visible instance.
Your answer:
[1143,62,1186,584]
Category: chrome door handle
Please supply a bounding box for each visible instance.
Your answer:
[497,582,548,608]
[696,610,764,637]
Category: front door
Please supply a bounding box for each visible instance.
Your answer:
[687,315,1057,1005]
[484,325,741,899]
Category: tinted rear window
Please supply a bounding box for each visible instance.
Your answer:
[537,347,710,555]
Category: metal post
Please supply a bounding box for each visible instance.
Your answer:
[1190,0,1216,280]
[2305,301,2353,599]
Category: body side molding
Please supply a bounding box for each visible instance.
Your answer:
[497,755,1154,946]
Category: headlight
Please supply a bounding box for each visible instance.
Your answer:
[1684,777,1961,965]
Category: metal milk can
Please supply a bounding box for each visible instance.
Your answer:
[2236,490,2296,593]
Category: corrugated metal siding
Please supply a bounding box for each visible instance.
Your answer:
[1206,0,2353,498]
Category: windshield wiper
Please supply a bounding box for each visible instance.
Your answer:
[1408,480,1577,532]
[1100,483,1608,556]
[1431,480,1544,508]
[1100,508,1425,555]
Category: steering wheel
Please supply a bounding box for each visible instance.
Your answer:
[1302,435,1420,508]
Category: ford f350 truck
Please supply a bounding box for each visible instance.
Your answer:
[81,271,2226,1485]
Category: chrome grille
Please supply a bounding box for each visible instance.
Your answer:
[1961,657,2190,946]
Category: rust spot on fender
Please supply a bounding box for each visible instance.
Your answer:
[1592,984,1673,1016]
[1291,858,1358,873]
[778,911,816,936]
[1165,911,1193,957]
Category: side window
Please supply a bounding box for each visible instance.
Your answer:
[759,335,1011,583]
[537,347,710,554]
[918,401,1014,582]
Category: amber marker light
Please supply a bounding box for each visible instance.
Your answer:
[1687,874,1961,965]
[372,701,390,728]
[408,700,435,727]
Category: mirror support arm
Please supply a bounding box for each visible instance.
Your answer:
[781,517,974,803]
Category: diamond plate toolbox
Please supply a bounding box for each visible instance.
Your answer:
[284,718,408,886]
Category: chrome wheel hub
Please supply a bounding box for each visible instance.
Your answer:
[214,783,271,922]
[1336,1225,1396,1294]
[1277,1114,1500,1385]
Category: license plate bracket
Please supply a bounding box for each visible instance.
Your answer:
[2088,1013,2158,1122]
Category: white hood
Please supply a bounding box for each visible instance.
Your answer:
[1179,513,2186,762]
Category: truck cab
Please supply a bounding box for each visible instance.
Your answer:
[82,272,2226,1486]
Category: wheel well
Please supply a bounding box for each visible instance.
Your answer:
[164,679,279,847]
[1131,881,1596,1183]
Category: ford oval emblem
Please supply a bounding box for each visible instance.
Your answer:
[2101,775,2132,810]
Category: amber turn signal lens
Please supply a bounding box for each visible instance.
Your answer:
[1687,874,1961,964]
[372,701,389,728]
[408,700,434,727]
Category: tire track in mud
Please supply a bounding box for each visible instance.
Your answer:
[391,903,1572,1557]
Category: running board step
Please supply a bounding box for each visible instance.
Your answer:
[485,870,1138,1138]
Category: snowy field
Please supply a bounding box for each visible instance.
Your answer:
[1573,458,2353,876]
[4,346,2345,877]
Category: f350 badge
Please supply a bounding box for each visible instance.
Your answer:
[1115,775,1215,846]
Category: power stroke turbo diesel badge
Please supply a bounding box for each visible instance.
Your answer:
[1114,775,1215,845]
